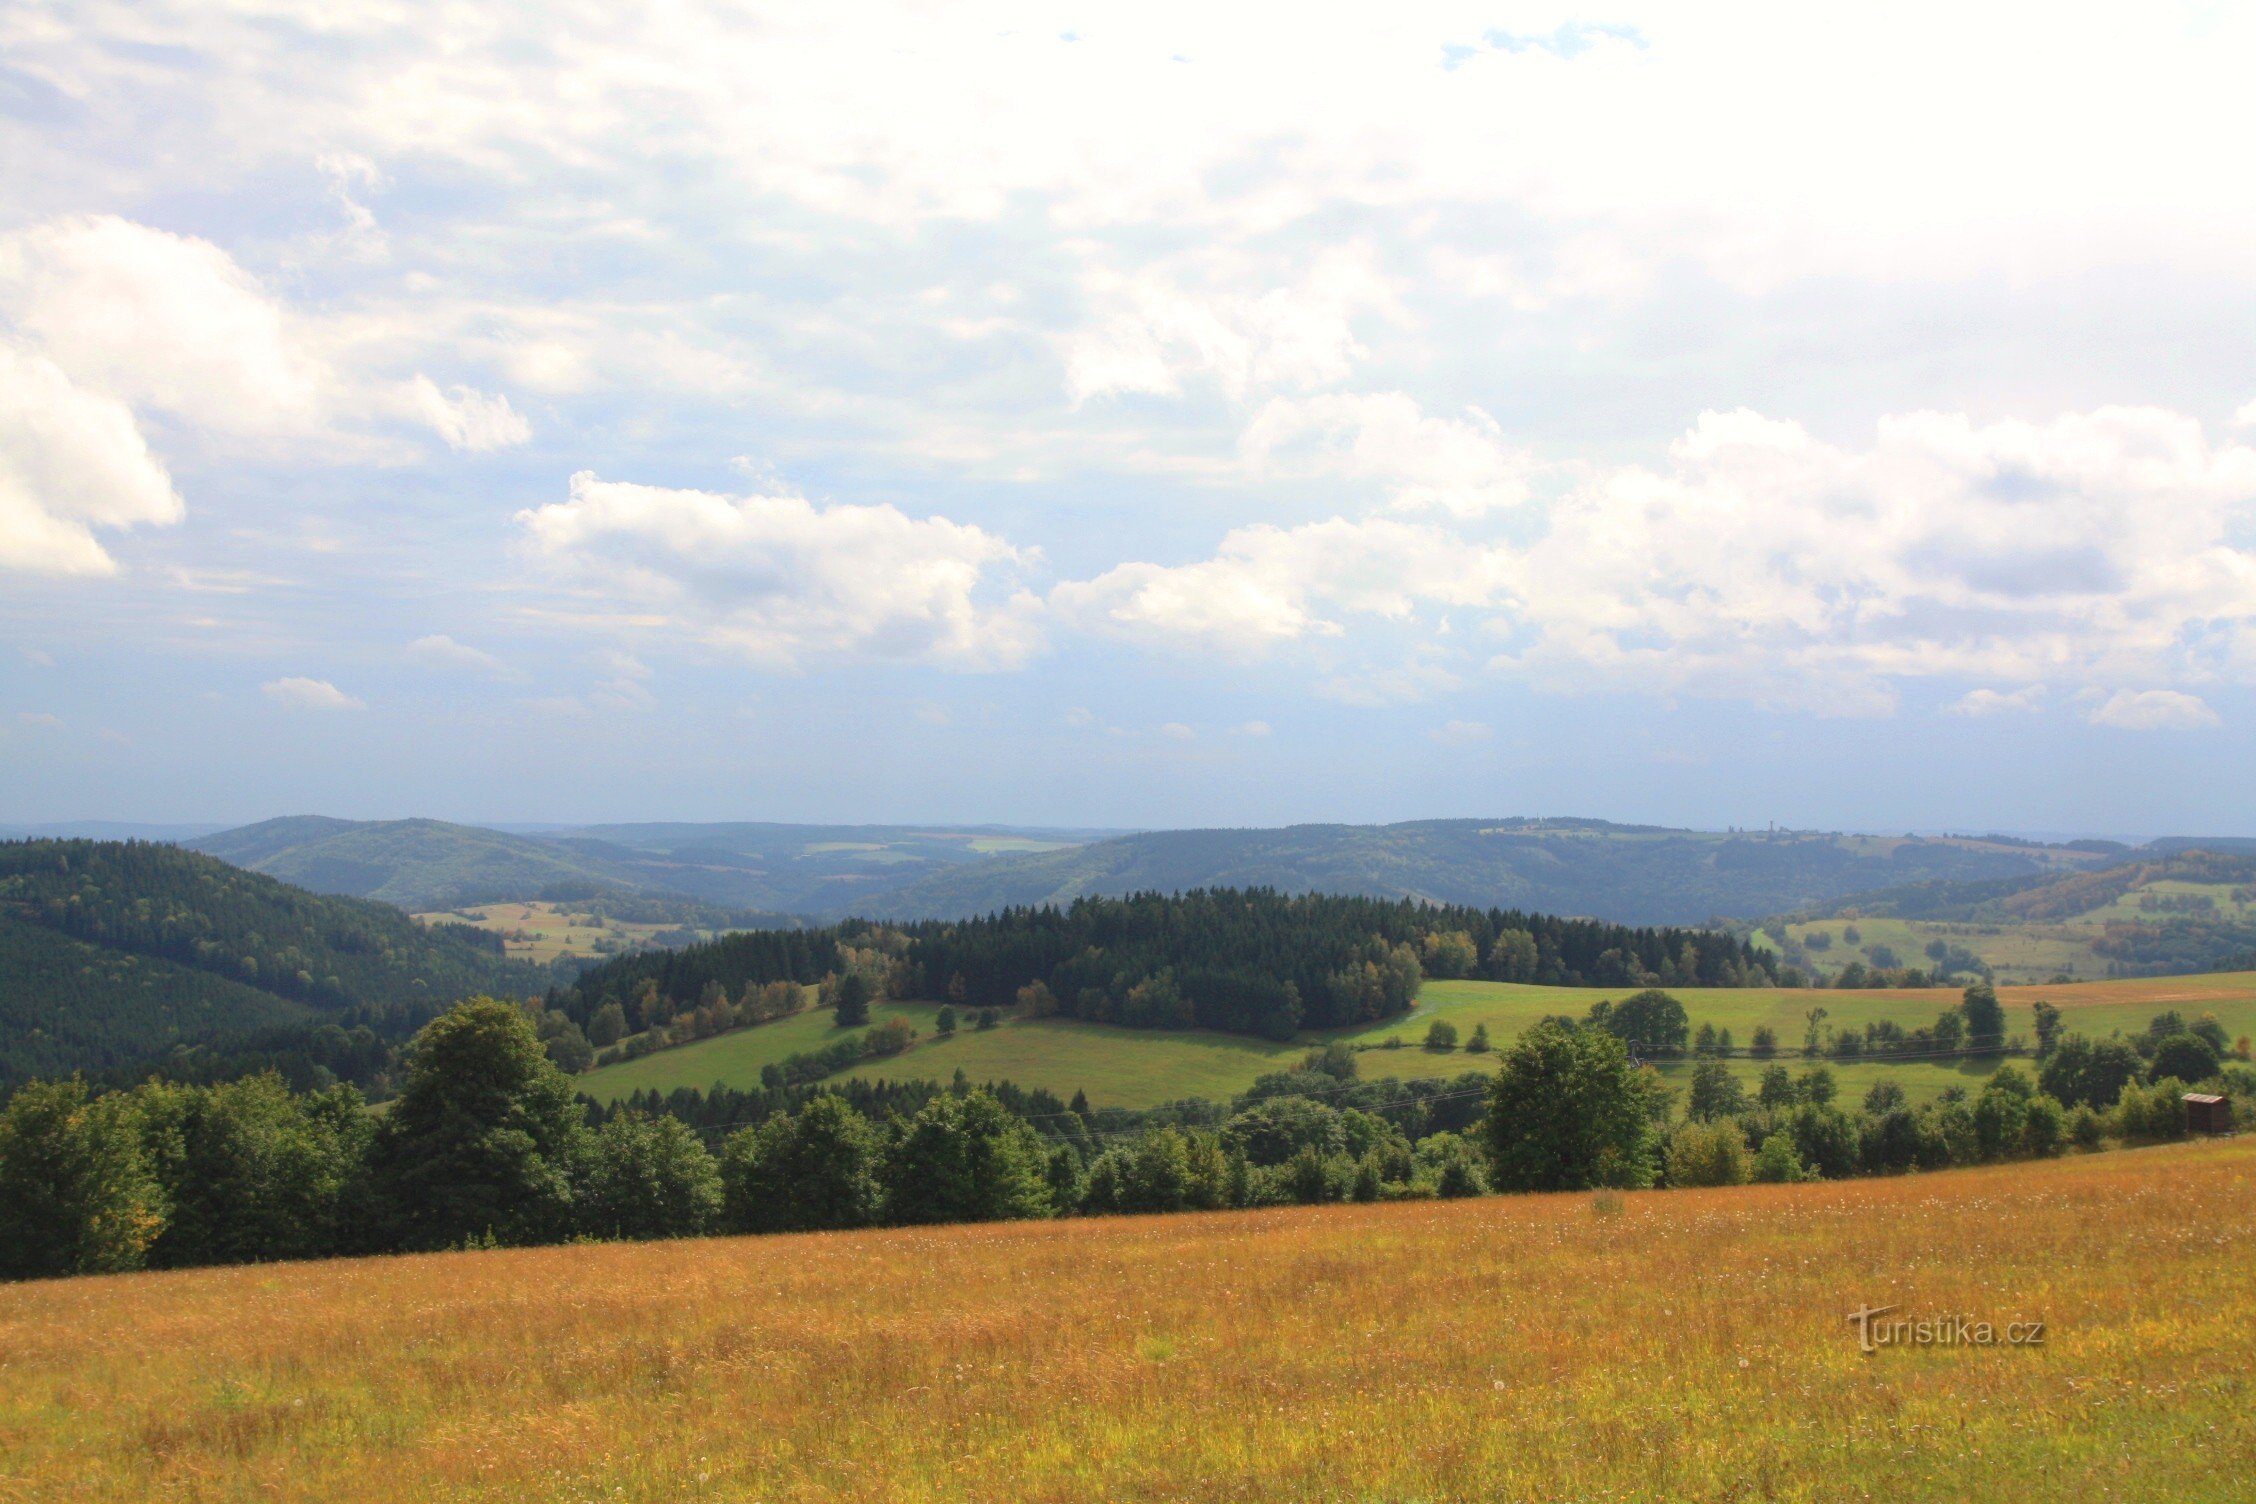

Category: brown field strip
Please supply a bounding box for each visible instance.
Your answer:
[3,1136,2252,1501]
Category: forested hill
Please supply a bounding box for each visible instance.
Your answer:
[558,889,1774,1042]
[854,820,2115,926]
[0,840,548,1084]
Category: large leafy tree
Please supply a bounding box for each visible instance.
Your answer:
[1484,1022,1662,1191]
[1960,981,2007,1053]
[0,1077,165,1280]
[578,1112,722,1241]
[365,997,585,1250]
[720,1093,884,1234]
[883,1090,1052,1225]
[1590,989,1690,1056]
[2038,1035,2143,1110]
[138,1073,371,1268]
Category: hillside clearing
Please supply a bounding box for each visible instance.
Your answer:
[3,1136,2247,1501]
[579,972,2256,1108]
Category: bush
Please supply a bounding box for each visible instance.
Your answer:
[2066,1103,2106,1150]
[1752,1133,1807,1183]
[1424,1019,1459,1051]
[1665,1120,1751,1187]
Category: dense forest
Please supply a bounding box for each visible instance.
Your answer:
[558,889,1777,1041]
[0,840,548,1085]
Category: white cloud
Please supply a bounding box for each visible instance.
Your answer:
[1051,515,1495,657]
[1948,686,2045,717]
[1159,721,1197,740]
[1240,393,1535,517]
[1065,249,1394,404]
[1430,718,1493,744]
[19,649,55,667]
[2238,398,2256,428]
[0,216,328,440]
[408,376,531,452]
[18,712,62,729]
[1234,719,1272,736]
[2085,689,2220,731]
[1319,658,1464,707]
[517,472,1043,670]
[407,634,509,675]
[1489,405,2256,713]
[262,677,365,711]
[0,344,184,575]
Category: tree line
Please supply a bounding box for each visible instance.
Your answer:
[556,889,1778,1044]
[6,983,2245,1282]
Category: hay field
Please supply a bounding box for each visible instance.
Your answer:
[2,1137,2248,1501]
[579,972,2256,1109]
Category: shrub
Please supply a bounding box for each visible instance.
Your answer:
[1665,1120,1750,1188]
[1424,1019,1459,1051]
[1752,1132,1806,1183]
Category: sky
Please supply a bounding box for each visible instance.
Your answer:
[3,1,2256,834]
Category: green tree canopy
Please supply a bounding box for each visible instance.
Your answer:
[366,997,585,1250]
[1484,1021,1661,1192]
[720,1093,883,1234]
[883,1090,1052,1226]
[0,1077,164,1280]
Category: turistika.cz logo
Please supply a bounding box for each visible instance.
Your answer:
[1847,1304,2047,1354]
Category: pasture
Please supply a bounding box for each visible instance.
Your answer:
[412,901,708,965]
[2,1136,2247,1501]
[577,972,2256,1109]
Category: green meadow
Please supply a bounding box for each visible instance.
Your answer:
[579,971,2256,1109]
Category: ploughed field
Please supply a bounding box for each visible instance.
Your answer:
[579,971,2256,1109]
[3,1137,2249,1501]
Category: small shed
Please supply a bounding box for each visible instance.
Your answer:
[2183,1093,2232,1134]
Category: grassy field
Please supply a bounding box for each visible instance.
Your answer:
[1762,877,2256,985]
[411,901,710,965]
[577,973,2256,1109]
[3,1136,2248,1501]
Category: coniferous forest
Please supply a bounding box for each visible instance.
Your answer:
[559,889,1775,1041]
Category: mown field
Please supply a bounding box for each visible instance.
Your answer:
[411,901,709,965]
[3,1136,2248,1501]
[580,972,2256,1109]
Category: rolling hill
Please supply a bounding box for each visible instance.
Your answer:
[1768,848,2256,983]
[857,818,2119,926]
[185,817,1116,914]
[0,839,550,1084]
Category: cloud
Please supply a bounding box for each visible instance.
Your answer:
[1240,393,1535,517]
[517,472,1043,670]
[1948,686,2045,716]
[0,216,327,440]
[408,376,531,452]
[1489,405,2256,713]
[1430,718,1492,744]
[1319,658,1464,707]
[1051,515,1495,658]
[1065,249,1395,404]
[407,634,509,675]
[1159,721,1197,740]
[1234,719,1272,736]
[2239,398,2256,428]
[17,711,62,729]
[262,677,364,711]
[0,343,184,574]
[2085,689,2220,731]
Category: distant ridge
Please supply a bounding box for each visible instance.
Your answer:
[849,818,2124,928]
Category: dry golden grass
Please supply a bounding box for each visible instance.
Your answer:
[4,1139,2253,1501]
